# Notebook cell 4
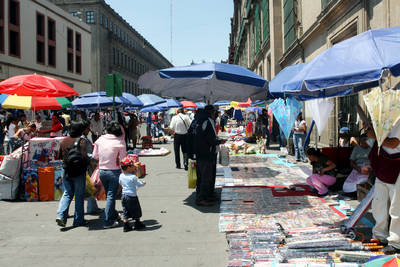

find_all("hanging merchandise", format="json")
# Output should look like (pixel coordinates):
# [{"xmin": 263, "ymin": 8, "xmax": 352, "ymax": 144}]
[
  {"xmin": 363, "ymin": 87, "xmax": 400, "ymax": 147},
  {"xmin": 187, "ymin": 160, "xmax": 197, "ymax": 189},
  {"xmin": 306, "ymin": 98, "xmax": 334, "ymax": 136},
  {"xmin": 269, "ymin": 97, "xmax": 303, "ymax": 139}
]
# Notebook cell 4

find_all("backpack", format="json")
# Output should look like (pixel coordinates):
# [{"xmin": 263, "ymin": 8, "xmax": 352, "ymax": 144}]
[{"xmin": 64, "ymin": 137, "xmax": 88, "ymax": 178}]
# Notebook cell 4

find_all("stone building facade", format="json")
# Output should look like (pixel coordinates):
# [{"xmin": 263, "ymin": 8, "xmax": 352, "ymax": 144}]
[
  {"xmin": 229, "ymin": 0, "xmax": 400, "ymax": 146},
  {"xmin": 0, "ymin": 0, "xmax": 92, "ymax": 95},
  {"xmin": 48, "ymin": 0, "xmax": 172, "ymax": 95}
]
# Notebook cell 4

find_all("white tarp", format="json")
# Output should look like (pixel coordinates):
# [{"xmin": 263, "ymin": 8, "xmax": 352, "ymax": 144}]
[{"xmin": 306, "ymin": 98, "xmax": 334, "ymax": 136}]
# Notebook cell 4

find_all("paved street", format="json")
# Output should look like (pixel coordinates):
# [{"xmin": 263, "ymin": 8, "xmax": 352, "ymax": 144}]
[{"xmin": 0, "ymin": 142, "xmax": 228, "ymax": 267}]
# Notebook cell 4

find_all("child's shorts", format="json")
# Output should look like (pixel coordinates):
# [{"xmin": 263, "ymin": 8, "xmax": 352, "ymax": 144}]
[{"xmin": 121, "ymin": 194, "xmax": 142, "ymax": 219}]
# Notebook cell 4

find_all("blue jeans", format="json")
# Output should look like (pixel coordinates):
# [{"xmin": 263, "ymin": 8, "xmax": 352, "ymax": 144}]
[
  {"xmin": 57, "ymin": 173, "xmax": 86, "ymax": 226},
  {"xmin": 100, "ymin": 169, "xmax": 121, "ymax": 226},
  {"xmin": 293, "ymin": 133, "xmax": 306, "ymax": 161}
]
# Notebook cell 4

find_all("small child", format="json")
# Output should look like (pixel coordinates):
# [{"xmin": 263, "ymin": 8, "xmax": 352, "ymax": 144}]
[{"xmin": 119, "ymin": 156, "xmax": 146, "ymax": 232}]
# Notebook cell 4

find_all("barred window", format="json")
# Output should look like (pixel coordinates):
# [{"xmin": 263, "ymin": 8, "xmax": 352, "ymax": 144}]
[{"xmin": 86, "ymin": 11, "xmax": 95, "ymax": 24}]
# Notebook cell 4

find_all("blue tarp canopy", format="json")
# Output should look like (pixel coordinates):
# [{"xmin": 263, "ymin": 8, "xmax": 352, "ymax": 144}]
[
  {"xmin": 156, "ymin": 99, "xmax": 182, "ymax": 109},
  {"xmin": 269, "ymin": 63, "xmax": 307, "ymax": 99},
  {"xmin": 283, "ymin": 26, "xmax": 400, "ymax": 98},
  {"xmin": 122, "ymin": 93, "xmax": 143, "ymax": 107},
  {"xmin": 213, "ymin": 100, "xmax": 231, "ymax": 106},
  {"xmin": 140, "ymin": 105, "xmax": 163, "ymax": 113},
  {"xmin": 138, "ymin": 62, "xmax": 268, "ymax": 102},
  {"xmin": 195, "ymin": 102, "xmax": 206, "ymax": 109},
  {"xmin": 72, "ymin": 91, "xmax": 131, "ymax": 109},
  {"xmin": 137, "ymin": 94, "xmax": 166, "ymax": 107}
]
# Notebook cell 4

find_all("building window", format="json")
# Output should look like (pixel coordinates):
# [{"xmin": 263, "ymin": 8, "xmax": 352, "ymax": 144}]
[
  {"xmin": 71, "ymin": 11, "xmax": 78, "ymax": 17},
  {"xmin": 36, "ymin": 13, "xmax": 45, "ymax": 64},
  {"xmin": 124, "ymin": 55, "xmax": 127, "ymax": 69},
  {"xmin": 283, "ymin": 0, "xmax": 296, "ymax": 51},
  {"xmin": 48, "ymin": 17, "xmax": 56, "ymax": 67},
  {"xmin": 99, "ymin": 13, "xmax": 103, "ymax": 25},
  {"xmin": 104, "ymin": 17, "xmax": 108, "ymax": 29},
  {"xmin": 262, "ymin": 0, "xmax": 269, "ymax": 41},
  {"xmin": 109, "ymin": 21, "xmax": 113, "ymax": 32},
  {"xmin": 67, "ymin": 28, "xmax": 73, "ymax": 72},
  {"xmin": 0, "ymin": 0, "xmax": 4, "ymax": 53},
  {"xmin": 9, "ymin": 0, "xmax": 20, "ymax": 57},
  {"xmin": 75, "ymin": 32, "xmax": 81, "ymax": 74},
  {"xmin": 112, "ymin": 47, "xmax": 115, "ymax": 65},
  {"xmin": 321, "ymin": 0, "xmax": 332, "ymax": 9},
  {"xmin": 85, "ymin": 11, "xmax": 95, "ymax": 24}
]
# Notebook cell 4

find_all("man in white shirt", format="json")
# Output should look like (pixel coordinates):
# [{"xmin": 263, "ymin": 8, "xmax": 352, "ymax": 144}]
[
  {"xmin": 90, "ymin": 112, "xmax": 103, "ymax": 143},
  {"xmin": 169, "ymin": 108, "xmax": 192, "ymax": 170},
  {"xmin": 368, "ymin": 121, "xmax": 400, "ymax": 254}
]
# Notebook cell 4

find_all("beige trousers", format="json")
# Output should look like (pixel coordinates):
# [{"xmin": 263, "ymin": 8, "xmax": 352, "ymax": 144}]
[{"xmin": 372, "ymin": 173, "xmax": 400, "ymax": 248}]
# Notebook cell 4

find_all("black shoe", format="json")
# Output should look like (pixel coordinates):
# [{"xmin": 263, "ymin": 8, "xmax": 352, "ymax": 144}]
[
  {"xmin": 73, "ymin": 220, "xmax": 89, "ymax": 227},
  {"xmin": 176, "ymin": 166, "xmax": 181, "ymax": 169},
  {"xmin": 382, "ymin": 245, "xmax": 400, "ymax": 255},
  {"xmin": 317, "ymin": 192, "xmax": 329, "ymax": 198},
  {"xmin": 56, "ymin": 218, "xmax": 66, "ymax": 227},
  {"xmin": 123, "ymin": 222, "xmax": 133, "ymax": 232},
  {"xmin": 184, "ymin": 165, "xmax": 188, "ymax": 171},
  {"xmin": 134, "ymin": 221, "xmax": 146, "ymax": 230}
]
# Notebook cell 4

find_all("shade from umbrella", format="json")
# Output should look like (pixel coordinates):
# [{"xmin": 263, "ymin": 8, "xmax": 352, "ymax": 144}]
[
  {"xmin": 138, "ymin": 62, "xmax": 267, "ymax": 102},
  {"xmin": 137, "ymin": 94, "xmax": 166, "ymax": 107},
  {"xmin": 283, "ymin": 26, "xmax": 400, "ymax": 98},
  {"xmin": 0, "ymin": 94, "xmax": 71, "ymax": 110},
  {"xmin": 0, "ymin": 73, "xmax": 79, "ymax": 97},
  {"xmin": 195, "ymin": 102, "xmax": 206, "ymax": 109},
  {"xmin": 180, "ymin": 100, "xmax": 197, "ymax": 108},
  {"xmin": 72, "ymin": 91, "xmax": 131, "ymax": 109},
  {"xmin": 140, "ymin": 105, "xmax": 163, "ymax": 113},
  {"xmin": 122, "ymin": 93, "xmax": 144, "ymax": 107},
  {"xmin": 157, "ymin": 99, "xmax": 182, "ymax": 109},
  {"xmin": 363, "ymin": 87, "xmax": 400, "ymax": 147}
]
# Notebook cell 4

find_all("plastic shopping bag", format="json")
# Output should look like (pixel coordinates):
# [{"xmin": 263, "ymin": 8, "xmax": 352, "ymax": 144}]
[{"xmin": 187, "ymin": 160, "xmax": 197, "ymax": 189}]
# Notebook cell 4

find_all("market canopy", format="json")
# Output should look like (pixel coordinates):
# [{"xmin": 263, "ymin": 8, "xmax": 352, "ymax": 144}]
[
  {"xmin": 0, "ymin": 94, "xmax": 71, "ymax": 110},
  {"xmin": 122, "ymin": 93, "xmax": 144, "ymax": 107},
  {"xmin": 283, "ymin": 26, "xmax": 400, "ymax": 98},
  {"xmin": 156, "ymin": 99, "xmax": 182, "ymax": 109},
  {"xmin": 269, "ymin": 63, "xmax": 307, "ymax": 99},
  {"xmin": 72, "ymin": 91, "xmax": 131, "ymax": 109},
  {"xmin": 213, "ymin": 100, "xmax": 231, "ymax": 106},
  {"xmin": 0, "ymin": 73, "xmax": 79, "ymax": 97},
  {"xmin": 138, "ymin": 62, "xmax": 268, "ymax": 102},
  {"xmin": 195, "ymin": 102, "xmax": 206, "ymax": 109},
  {"xmin": 140, "ymin": 105, "xmax": 163, "ymax": 113},
  {"xmin": 180, "ymin": 100, "xmax": 197, "ymax": 109},
  {"xmin": 137, "ymin": 94, "xmax": 166, "ymax": 107}
]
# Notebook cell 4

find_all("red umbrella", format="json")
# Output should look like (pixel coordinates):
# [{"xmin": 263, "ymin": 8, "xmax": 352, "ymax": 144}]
[
  {"xmin": 0, "ymin": 74, "xmax": 79, "ymax": 97},
  {"xmin": 180, "ymin": 100, "xmax": 197, "ymax": 108}
]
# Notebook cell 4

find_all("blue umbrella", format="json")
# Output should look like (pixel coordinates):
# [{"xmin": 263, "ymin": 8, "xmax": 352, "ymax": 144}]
[
  {"xmin": 140, "ymin": 105, "xmax": 163, "ymax": 113},
  {"xmin": 283, "ymin": 26, "xmax": 400, "ymax": 98},
  {"xmin": 137, "ymin": 94, "xmax": 166, "ymax": 107},
  {"xmin": 122, "ymin": 93, "xmax": 143, "ymax": 107},
  {"xmin": 195, "ymin": 102, "xmax": 206, "ymax": 109},
  {"xmin": 138, "ymin": 62, "xmax": 268, "ymax": 102},
  {"xmin": 156, "ymin": 98, "xmax": 182, "ymax": 109},
  {"xmin": 71, "ymin": 91, "xmax": 131, "ymax": 109},
  {"xmin": 251, "ymin": 100, "xmax": 266, "ymax": 106},
  {"xmin": 269, "ymin": 63, "xmax": 307, "ymax": 99},
  {"xmin": 213, "ymin": 100, "xmax": 231, "ymax": 106},
  {"xmin": 245, "ymin": 106, "xmax": 262, "ymax": 114}
]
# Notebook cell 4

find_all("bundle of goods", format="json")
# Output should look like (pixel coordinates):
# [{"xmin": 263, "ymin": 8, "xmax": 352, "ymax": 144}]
[
  {"xmin": 0, "ymin": 148, "xmax": 22, "ymax": 200},
  {"xmin": 228, "ymin": 141, "xmax": 257, "ymax": 155},
  {"xmin": 135, "ymin": 147, "xmax": 170, "ymax": 157},
  {"xmin": 141, "ymin": 136, "xmax": 153, "ymax": 149}
]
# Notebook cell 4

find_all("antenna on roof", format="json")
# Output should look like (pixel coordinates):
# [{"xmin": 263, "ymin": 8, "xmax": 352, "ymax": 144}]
[{"xmin": 170, "ymin": 0, "xmax": 173, "ymax": 64}]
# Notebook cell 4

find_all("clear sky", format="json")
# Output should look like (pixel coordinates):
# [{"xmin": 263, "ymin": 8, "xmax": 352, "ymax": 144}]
[{"xmin": 105, "ymin": 0, "xmax": 233, "ymax": 67}]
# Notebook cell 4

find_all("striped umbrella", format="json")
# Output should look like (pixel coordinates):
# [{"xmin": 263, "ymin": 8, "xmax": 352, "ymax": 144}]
[{"xmin": 0, "ymin": 94, "xmax": 71, "ymax": 110}]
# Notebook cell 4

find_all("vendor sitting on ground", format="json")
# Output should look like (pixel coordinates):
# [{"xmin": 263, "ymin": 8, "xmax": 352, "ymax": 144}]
[
  {"xmin": 306, "ymin": 148, "xmax": 337, "ymax": 197},
  {"xmin": 342, "ymin": 134, "xmax": 372, "ymax": 198}
]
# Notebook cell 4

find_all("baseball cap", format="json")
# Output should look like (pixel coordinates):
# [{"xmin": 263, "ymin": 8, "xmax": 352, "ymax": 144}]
[{"xmin": 120, "ymin": 156, "xmax": 135, "ymax": 167}]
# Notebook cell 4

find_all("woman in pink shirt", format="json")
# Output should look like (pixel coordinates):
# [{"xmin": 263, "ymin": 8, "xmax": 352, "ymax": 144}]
[{"xmin": 93, "ymin": 121, "xmax": 126, "ymax": 228}]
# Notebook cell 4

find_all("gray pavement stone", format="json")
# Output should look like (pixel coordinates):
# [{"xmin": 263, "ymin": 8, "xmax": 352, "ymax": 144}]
[{"xmin": 0, "ymin": 142, "xmax": 228, "ymax": 267}]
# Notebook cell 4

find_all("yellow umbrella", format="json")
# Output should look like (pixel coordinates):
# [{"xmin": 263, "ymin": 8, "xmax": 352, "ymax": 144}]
[
  {"xmin": 363, "ymin": 87, "xmax": 400, "ymax": 147},
  {"xmin": 230, "ymin": 101, "xmax": 239, "ymax": 106},
  {"xmin": 2, "ymin": 95, "xmax": 31, "ymax": 109}
]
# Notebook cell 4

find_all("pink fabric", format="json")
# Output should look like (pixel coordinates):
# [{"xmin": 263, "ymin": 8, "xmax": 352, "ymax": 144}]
[
  {"xmin": 343, "ymin": 168, "xmax": 369, "ymax": 193},
  {"xmin": 93, "ymin": 134, "xmax": 126, "ymax": 170},
  {"xmin": 306, "ymin": 174, "xmax": 336, "ymax": 195}
]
